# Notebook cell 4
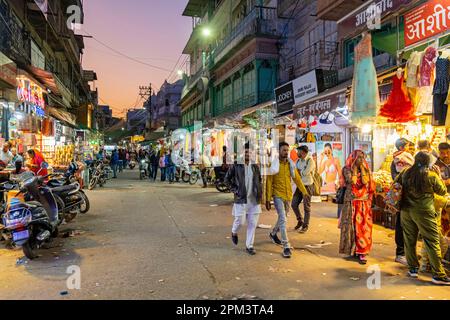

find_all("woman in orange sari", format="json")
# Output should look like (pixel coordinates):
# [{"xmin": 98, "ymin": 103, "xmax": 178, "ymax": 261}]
[{"xmin": 339, "ymin": 150, "xmax": 375, "ymax": 265}]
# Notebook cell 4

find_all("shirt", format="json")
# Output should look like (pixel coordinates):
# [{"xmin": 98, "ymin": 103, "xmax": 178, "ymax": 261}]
[
  {"xmin": 266, "ymin": 160, "xmax": 308, "ymax": 202},
  {"xmin": 245, "ymin": 164, "xmax": 257, "ymax": 206},
  {"xmin": 296, "ymin": 155, "xmax": 315, "ymax": 186},
  {"xmin": 0, "ymin": 150, "xmax": 13, "ymax": 165}
]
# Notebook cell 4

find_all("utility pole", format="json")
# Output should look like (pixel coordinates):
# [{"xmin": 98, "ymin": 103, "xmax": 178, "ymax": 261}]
[{"xmin": 139, "ymin": 84, "xmax": 153, "ymax": 138}]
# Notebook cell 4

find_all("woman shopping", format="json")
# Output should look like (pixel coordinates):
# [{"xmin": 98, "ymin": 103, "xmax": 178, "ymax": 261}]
[
  {"xmin": 339, "ymin": 150, "xmax": 375, "ymax": 265},
  {"xmin": 396, "ymin": 152, "xmax": 450, "ymax": 285}
]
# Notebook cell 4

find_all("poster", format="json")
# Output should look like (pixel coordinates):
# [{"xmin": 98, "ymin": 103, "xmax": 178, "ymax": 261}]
[
  {"xmin": 316, "ymin": 142, "xmax": 344, "ymax": 194},
  {"xmin": 354, "ymin": 141, "xmax": 373, "ymax": 169},
  {"xmin": 289, "ymin": 143, "xmax": 316, "ymax": 163}
]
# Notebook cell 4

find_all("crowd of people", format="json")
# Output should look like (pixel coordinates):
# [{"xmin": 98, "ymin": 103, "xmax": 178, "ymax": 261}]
[{"xmin": 222, "ymin": 139, "xmax": 450, "ymax": 286}]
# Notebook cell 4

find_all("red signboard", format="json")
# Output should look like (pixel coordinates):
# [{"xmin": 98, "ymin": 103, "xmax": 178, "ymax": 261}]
[{"xmin": 404, "ymin": 0, "xmax": 450, "ymax": 47}]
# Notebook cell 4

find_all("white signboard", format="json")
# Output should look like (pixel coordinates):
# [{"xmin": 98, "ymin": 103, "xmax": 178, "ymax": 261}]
[{"xmin": 292, "ymin": 70, "xmax": 319, "ymax": 104}]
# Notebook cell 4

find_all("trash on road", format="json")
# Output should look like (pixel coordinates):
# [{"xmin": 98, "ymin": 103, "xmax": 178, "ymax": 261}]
[
  {"xmin": 16, "ymin": 258, "xmax": 27, "ymax": 266},
  {"xmin": 350, "ymin": 277, "xmax": 360, "ymax": 281},
  {"xmin": 257, "ymin": 224, "xmax": 272, "ymax": 229},
  {"xmin": 305, "ymin": 242, "xmax": 332, "ymax": 249},
  {"xmin": 210, "ymin": 204, "xmax": 218, "ymax": 207},
  {"xmin": 60, "ymin": 291, "xmax": 69, "ymax": 296}
]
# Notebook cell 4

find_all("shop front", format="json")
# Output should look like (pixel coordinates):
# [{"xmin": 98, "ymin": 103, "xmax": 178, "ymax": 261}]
[
  {"xmin": 292, "ymin": 83, "xmax": 351, "ymax": 195},
  {"xmin": 0, "ymin": 50, "xmax": 17, "ymax": 141}
]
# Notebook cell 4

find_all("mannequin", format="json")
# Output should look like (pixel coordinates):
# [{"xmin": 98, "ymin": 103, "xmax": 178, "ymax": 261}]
[{"xmin": 396, "ymin": 67, "xmax": 404, "ymax": 79}]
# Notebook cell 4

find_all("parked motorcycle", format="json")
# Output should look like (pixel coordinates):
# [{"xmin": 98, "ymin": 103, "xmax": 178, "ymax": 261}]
[
  {"xmin": 213, "ymin": 167, "xmax": 230, "ymax": 193},
  {"xmin": 2, "ymin": 173, "xmax": 60, "ymax": 259},
  {"xmin": 88, "ymin": 160, "xmax": 109, "ymax": 190}
]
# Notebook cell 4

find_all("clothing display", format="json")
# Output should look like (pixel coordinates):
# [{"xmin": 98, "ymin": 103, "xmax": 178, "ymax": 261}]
[
  {"xmin": 406, "ymin": 51, "xmax": 422, "ymax": 88},
  {"xmin": 350, "ymin": 33, "xmax": 380, "ymax": 124},
  {"xmin": 432, "ymin": 57, "xmax": 450, "ymax": 126},
  {"xmin": 379, "ymin": 74, "xmax": 416, "ymax": 123},
  {"xmin": 418, "ymin": 47, "xmax": 437, "ymax": 87}
]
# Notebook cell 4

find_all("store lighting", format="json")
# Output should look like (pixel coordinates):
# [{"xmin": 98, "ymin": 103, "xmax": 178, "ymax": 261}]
[
  {"xmin": 362, "ymin": 124, "xmax": 372, "ymax": 134},
  {"xmin": 15, "ymin": 113, "xmax": 23, "ymax": 120}
]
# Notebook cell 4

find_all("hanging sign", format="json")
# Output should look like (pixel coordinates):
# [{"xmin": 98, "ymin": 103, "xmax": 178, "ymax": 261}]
[
  {"xmin": 16, "ymin": 77, "xmax": 46, "ymax": 118},
  {"xmin": 404, "ymin": 0, "xmax": 450, "ymax": 47}
]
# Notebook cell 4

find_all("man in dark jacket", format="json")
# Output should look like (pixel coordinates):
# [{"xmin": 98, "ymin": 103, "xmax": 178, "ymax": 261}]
[
  {"xmin": 225, "ymin": 143, "xmax": 262, "ymax": 255},
  {"xmin": 150, "ymin": 150, "xmax": 159, "ymax": 181}
]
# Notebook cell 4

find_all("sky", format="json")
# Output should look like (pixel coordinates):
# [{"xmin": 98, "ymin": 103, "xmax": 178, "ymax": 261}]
[{"xmin": 81, "ymin": 0, "xmax": 192, "ymax": 117}]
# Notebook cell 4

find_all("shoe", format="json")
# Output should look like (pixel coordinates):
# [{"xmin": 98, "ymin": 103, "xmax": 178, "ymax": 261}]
[
  {"xmin": 358, "ymin": 254, "xmax": 367, "ymax": 265},
  {"xmin": 407, "ymin": 268, "xmax": 419, "ymax": 278},
  {"xmin": 432, "ymin": 276, "xmax": 450, "ymax": 286},
  {"xmin": 294, "ymin": 221, "xmax": 303, "ymax": 231},
  {"xmin": 395, "ymin": 255, "xmax": 408, "ymax": 266},
  {"xmin": 282, "ymin": 247, "xmax": 292, "ymax": 258},
  {"xmin": 299, "ymin": 225, "xmax": 309, "ymax": 234},
  {"xmin": 269, "ymin": 233, "xmax": 282, "ymax": 246},
  {"xmin": 246, "ymin": 247, "xmax": 256, "ymax": 255},
  {"xmin": 231, "ymin": 233, "xmax": 238, "ymax": 246}
]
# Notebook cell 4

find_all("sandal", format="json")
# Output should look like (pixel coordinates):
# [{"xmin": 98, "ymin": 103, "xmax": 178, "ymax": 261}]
[{"xmin": 358, "ymin": 254, "xmax": 367, "ymax": 265}]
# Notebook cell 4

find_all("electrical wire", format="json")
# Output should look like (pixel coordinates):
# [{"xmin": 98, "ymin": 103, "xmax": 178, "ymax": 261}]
[{"xmin": 79, "ymin": 29, "xmax": 173, "ymax": 73}]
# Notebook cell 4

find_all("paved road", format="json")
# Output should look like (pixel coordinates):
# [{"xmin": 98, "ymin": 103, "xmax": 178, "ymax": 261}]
[{"xmin": 0, "ymin": 170, "xmax": 448, "ymax": 300}]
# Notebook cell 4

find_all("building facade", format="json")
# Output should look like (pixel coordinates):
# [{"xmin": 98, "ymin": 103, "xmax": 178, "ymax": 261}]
[{"xmin": 180, "ymin": 0, "xmax": 281, "ymax": 129}]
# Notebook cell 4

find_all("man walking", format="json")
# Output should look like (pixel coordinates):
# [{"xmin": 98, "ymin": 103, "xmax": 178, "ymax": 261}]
[
  {"xmin": 225, "ymin": 143, "xmax": 262, "ymax": 255},
  {"xmin": 150, "ymin": 150, "xmax": 159, "ymax": 181},
  {"xmin": 291, "ymin": 145, "xmax": 315, "ymax": 233},
  {"xmin": 111, "ymin": 148, "xmax": 119, "ymax": 179},
  {"xmin": 266, "ymin": 142, "xmax": 309, "ymax": 258}
]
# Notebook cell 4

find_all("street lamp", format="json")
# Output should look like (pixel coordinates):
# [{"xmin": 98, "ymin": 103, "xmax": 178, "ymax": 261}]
[
  {"xmin": 177, "ymin": 70, "xmax": 184, "ymax": 76},
  {"xmin": 121, "ymin": 128, "xmax": 125, "ymax": 131},
  {"xmin": 202, "ymin": 27, "xmax": 211, "ymax": 37}
]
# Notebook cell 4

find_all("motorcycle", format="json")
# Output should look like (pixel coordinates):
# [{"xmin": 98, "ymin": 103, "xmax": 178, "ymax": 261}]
[
  {"xmin": 213, "ymin": 167, "xmax": 231, "ymax": 193},
  {"xmin": 2, "ymin": 172, "xmax": 60, "ymax": 260},
  {"xmin": 139, "ymin": 158, "xmax": 149, "ymax": 180},
  {"xmin": 88, "ymin": 160, "xmax": 109, "ymax": 190}
]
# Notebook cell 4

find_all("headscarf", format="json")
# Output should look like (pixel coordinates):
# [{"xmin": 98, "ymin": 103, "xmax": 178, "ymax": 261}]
[{"xmin": 340, "ymin": 150, "xmax": 374, "ymax": 194}]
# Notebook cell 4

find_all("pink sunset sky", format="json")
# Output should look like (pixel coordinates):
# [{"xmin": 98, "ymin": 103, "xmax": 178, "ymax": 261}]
[{"xmin": 81, "ymin": 0, "xmax": 192, "ymax": 117}]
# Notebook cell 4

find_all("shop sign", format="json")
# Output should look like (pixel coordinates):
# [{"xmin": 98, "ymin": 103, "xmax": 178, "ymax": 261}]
[
  {"xmin": 17, "ymin": 78, "xmax": 45, "ymax": 109},
  {"xmin": 338, "ymin": 0, "xmax": 412, "ymax": 39},
  {"xmin": 0, "ymin": 52, "xmax": 17, "ymax": 88},
  {"xmin": 294, "ymin": 91, "xmax": 346, "ymax": 120},
  {"xmin": 275, "ymin": 70, "xmax": 318, "ymax": 115},
  {"xmin": 404, "ymin": 0, "xmax": 450, "ymax": 47}
]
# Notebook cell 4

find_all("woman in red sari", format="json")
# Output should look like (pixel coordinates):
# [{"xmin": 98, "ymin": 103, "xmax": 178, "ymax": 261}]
[{"xmin": 339, "ymin": 150, "xmax": 375, "ymax": 265}]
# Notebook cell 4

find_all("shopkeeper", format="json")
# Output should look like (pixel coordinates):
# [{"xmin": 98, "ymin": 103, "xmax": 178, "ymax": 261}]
[
  {"xmin": 0, "ymin": 142, "xmax": 13, "ymax": 168},
  {"xmin": 26, "ymin": 149, "xmax": 48, "ymax": 177}
]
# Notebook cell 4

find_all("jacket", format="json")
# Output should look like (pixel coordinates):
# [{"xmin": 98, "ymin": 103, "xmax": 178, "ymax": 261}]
[
  {"xmin": 266, "ymin": 159, "xmax": 308, "ymax": 202},
  {"xmin": 397, "ymin": 170, "xmax": 447, "ymax": 213},
  {"xmin": 225, "ymin": 164, "xmax": 262, "ymax": 204}
]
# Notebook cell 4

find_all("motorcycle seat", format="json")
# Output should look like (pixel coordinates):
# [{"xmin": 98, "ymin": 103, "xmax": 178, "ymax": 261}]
[{"xmin": 51, "ymin": 185, "xmax": 78, "ymax": 194}]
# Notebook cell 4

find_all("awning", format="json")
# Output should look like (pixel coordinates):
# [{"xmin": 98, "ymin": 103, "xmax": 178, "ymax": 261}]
[
  {"xmin": 24, "ymin": 65, "xmax": 60, "ymax": 95},
  {"xmin": 293, "ymin": 80, "xmax": 351, "ymax": 120},
  {"xmin": 48, "ymin": 106, "xmax": 77, "ymax": 127}
]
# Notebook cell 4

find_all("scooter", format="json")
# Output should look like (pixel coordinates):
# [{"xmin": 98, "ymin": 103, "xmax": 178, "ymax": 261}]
[
  {"xmin": 2, "ymin": 171, "xmax": 60, "ymax": 260},
  {"xmin": 139, "ymin": 158, "xmax": 149, "ymax": 180}
]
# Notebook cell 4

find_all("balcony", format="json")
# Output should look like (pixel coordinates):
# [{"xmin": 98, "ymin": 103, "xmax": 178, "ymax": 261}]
[
  {"xmin": 317, "ymin": 0, "xmax": 365, "ymax": 21},
  {"xmin": 0, "ymin": 6, "xmax": 31, "ymax": 65},
  {"xmin": 292, "ymin": 40, "xmax": 339, "ymax": 76},
  {"xmin": 210, "ymin": 6, "xmax": 279, "ymax": 66}
]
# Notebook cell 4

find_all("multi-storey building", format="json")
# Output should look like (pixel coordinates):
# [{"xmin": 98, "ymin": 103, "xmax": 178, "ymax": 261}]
[
  {"xmin": 0, "ymin": 0, "xmax": 97, "ymax": 136},
  {"xmin": 147, "ymin": 79, "xmax": 184, "ymax": 132},
  {"xmin": 180, "ymin": 0, "xmax": 281, "ymax": 129}
]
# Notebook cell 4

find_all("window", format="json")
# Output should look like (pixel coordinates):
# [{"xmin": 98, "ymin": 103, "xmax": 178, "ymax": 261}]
[
  {"xmin": 309, "ymin": 23, "xmax": 324, "ymax": 45},
  {"xmin": 223, "ymin": 81, "xmax": 232, "ymax": 110},
  {"xmin": 233, "ymin": 74, "xmax": 242, "ymax": 107},
  {"xmin": 243, "ymin": 65, "xmax": 255, "ymax": 99}
]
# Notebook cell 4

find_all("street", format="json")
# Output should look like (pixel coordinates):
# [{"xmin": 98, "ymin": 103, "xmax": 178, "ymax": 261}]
[{"xmin": 0, "ymin": 170, "xmax": 448, "ymax": 300}]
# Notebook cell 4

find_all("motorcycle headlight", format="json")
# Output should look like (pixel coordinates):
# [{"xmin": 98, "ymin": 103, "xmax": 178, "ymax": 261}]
[{"xmin": 141, "ymin": 160, "xmax": 146, "ymax": 164}]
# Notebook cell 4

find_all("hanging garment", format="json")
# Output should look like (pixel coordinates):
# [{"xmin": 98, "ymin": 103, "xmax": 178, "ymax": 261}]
[
  {"xmin": 418, "ymin": 47, "xmax": 437, "ymax": 87},
  {"xmin": 406, "ymin": 51, "xmax": 423, "ymax": 88},
  {"xmin": 432, "ymin": 57, "xmax": 450, "ymax": 126},
  {"xmin": 350, "ymin": 33, "xmax": 380, "ymax": 124},
  {"xmin": 416, "ymin": 86, "xmax": 434, "ymax": 114},
  {"xmin": 379, "ymin": 74, "xmax": 416, "ymax": 123}
]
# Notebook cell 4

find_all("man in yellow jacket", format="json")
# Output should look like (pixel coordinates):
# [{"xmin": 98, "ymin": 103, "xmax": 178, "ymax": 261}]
[{"xmin": 266, "ymin": 142, "xmax": 309, "ymax": 258}]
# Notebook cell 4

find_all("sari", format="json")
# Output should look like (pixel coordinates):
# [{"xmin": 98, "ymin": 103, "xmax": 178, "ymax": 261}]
[{"xmin": 339, "ymin": 150, "xmax": 375, "ymax": 256}]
